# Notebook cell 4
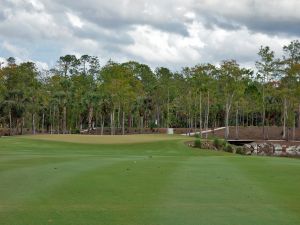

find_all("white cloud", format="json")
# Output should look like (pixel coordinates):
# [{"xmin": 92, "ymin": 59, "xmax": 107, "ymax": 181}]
[
  {"xmin": 0, "ymin": 57, "xmax": 7, "ymax": 68},
  {"xmin": 66, "ymin": 12, "xmax": 84, "ymax": 28},
  {"xmin": 28, "ymin": 0, "xmax": 45, "ymax": 11},
  {"xmin": 124, "ymin": 24, "xmax": 204, "ymax": 65},
  {"xmin": 2, "ymin": 41, "xmax": 29, "ymax": 58},
  {"xmin": 0, "ymin": 0, "xmax": 299, "ymax": 70},
  {"xmin": 33, "ymin": 60, "xmax": 49, "ymax": 70}
]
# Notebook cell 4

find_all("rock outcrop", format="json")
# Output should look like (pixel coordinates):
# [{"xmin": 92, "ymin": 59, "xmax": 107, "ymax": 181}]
[{"xmin": 242, "ymin": 142, "xmax": 300, "ymax": 157}]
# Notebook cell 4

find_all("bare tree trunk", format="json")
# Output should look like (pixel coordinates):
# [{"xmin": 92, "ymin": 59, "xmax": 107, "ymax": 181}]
[
  {"xmin": 57, "ymin": 106, "xmax": 60, "ymax": 134},
  {"xmin": 122, "ymin": 111, "xmax": 125, "ymax": 135},
  {"xmin": 194, "ymin": 115, "xmax": 197, "ymax": 133},
  {"xmin": 119, "ymin": 104, "xmax": 121, "ymax": 129},
  {"xmin": 140, "ymin": 116, "xmax": 143, "ymax": 134},
  {"xmin": 42, "ymin": 112, "xmax": 45, "ymax": 134},
  {"xmin": 199, "ymin": 92, "xmax": 202, "ymax": 138},
  {"xmin": 63, "ymin": 106, "xmax": 67, "ymax": 134},
  {"xmin": 88, "ymin": 106, "xmax": 93, "ymax": 132},
  {"xmin": 75, "ymin": 114, "xmax": 78, "ymax": 130},
  {"xmin": 32, "ymin": 113, "xmax": 36, "ymax": 135},
  {"xmin": 101, "ymin": 118, "xmax": 104, "ymax": 136},
  {"xmin": 79, "ymin": 114, "xmax": 83, "ymax": 132},
  {"xmin": 235, "ymin": 106, "xmax": 239, "ymax": 140},
  {"xmin": 113, "ymin": 110, "xmax": 115, "ymax": 135},
  {"xmin": 266, "ymin": 116, "xmax": 269, "ymax": 140},
  {"xmin": 110, "ymin": 112, "xmax": 114, "ymax": 135},
  {"xmin": 262, "ymin": 107, "xmax": 265, "ymax": 139},
  {"xmin": 298, "ymin": 103, "xmax": 300, "ymax": 128},
  {"xmin": 242, "ymin": 110, "xmax": 245, "ymax": 127},
  {"xmin": 21, "ymin": 117, "xmax": 24, "ymax": 135},
  {"xmin": 128, "ymin": 114, "xmax": 131, "ymax": 129},
  {"xmin": 293, "ymin": 112, "xmax": 296, "ymax": 140},
  {"xmin": 188, "ymin": 110, "xmax": 191, "ymax": 136},
  {"xmin": 205, "ymin": 91, "xmax": 210, "ymax": 139},
  {"xmin": 50, "ymin": 107, "xmax": 53, "ymax": 134},
  {"xmin": 16, "ymin": 118, "xmax": 19, "ymax": 135},
  {"xmin": 261, "ymin": 82, "xmax": 266, "ymax": 139},
  {"xmin": 157, "ymin": 107, "xmax": 160, "ymax": 127},
  {"xmin": 167, "ymin": 88, "xmax": 170, "ymax": 128},
  {"xmin": 282, "ymin": 98, "xmax": 287, "ymax": 140},
  {"xmin": 225, "ymin": 94, "xmax": 233, "ymax": 140},
  {"xmin": 9, "ymin": 109, "xmax": 12, "ymax": 136},
  {"xmin": 225, "ymin": 102, "xmax": 229, "ymax": 140}
]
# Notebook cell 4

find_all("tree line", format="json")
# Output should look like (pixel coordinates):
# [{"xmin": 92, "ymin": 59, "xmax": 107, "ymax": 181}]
[{"xmin": 1, "ymin": 40, "xmax": 300, "ymax": 139}]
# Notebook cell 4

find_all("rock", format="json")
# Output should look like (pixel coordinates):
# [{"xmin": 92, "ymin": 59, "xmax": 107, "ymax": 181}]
[
  {"xmin": 243, "ymin": 144, "xmax": 252, "ymax": 155},
  {"xmin": 286, "ymin": 146, "xmax": 297, "ymax": 156},
  {"xmin": 287, "ymin": 151, "xmax": 297, "ymax": 156},
  {"xmin": 287, "ymin": 146, "xmax": 297, "ymax": 151},
  {"xmin": 245, "ymin": 151, "xmax": 252, "ymax": 155},
  {"xmin": 242, "ymin": 142, "xmax": 300, "ymax": 157},
  {"xmin": 273, "ymin": 151, "xmax": 282, "ymax": 156},
  {"xmin": 273, "ymin": 144, "xmax": 282, "ymax": 152},
  {"xmin": 257, "ymin": 143, "xmax": 274, "ymax": 155},
  {"xmin": 258, "ymin": 151, "xmax": 266, "ymax": 156},
  {"xmin": 250, "ymin": 142, "xmax": 258, "ymax": 151},
  {"xmin": 282, "ymin": 145, "xmax": 287, "ymax": 152},
  {"xmin": 244, "ymin": 144, "xmax": 252, "ymax": 149},
  {"xmin": 249, "ymin": 142, "xmax": 258, "ymax": 155},
  {"xmin": 257, "ymin": 143, "xmax": 264, "ymax": 154}
]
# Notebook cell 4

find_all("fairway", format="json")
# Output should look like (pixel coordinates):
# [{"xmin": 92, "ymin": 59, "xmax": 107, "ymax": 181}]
[
  {"xmin": 0, "ymin": 135, "xmax": 300, "ymax": 225},
  {"xmin": 19, "ymin": 134, "xmax": 187, "ymax": 144}
]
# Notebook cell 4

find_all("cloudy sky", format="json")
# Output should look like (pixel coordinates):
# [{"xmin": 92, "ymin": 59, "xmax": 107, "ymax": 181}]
[{"xmin": 0, "ymin": 0, "xmax": 299, "ymax": 70}]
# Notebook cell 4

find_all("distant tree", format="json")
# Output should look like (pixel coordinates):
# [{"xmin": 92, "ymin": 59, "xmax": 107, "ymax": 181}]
[
  {"xmin": 218, "ymin": 60, "xmax": 247, "ymax": 139},
  {"xmin": 256, "ymin": 46, "xmax": 277, "ymax": 139}
]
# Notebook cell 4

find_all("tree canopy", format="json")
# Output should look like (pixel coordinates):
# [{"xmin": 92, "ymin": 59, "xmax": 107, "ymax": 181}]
[{"xmin": 1, "ymin": 40, "xmax": 300, "ymax": 139}]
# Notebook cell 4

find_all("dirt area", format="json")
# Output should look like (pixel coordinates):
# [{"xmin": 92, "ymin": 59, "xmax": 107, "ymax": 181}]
[
  {"xmin": 19, "ymin": 134, "xmax": 189, "ymax": 144},
  {"xmin": 3, "ymin": 126, "xmax": 300, "ymax": 142},
  {"xmin": 209, "ymin": 126, "xmax": 300, "ymax": 141},
  {"xmin": 86, "ymin": 127, "xmax": 197, "ymax": 135}
]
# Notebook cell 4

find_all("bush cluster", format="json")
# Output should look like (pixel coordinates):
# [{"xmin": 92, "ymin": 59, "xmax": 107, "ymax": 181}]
[
  {"xmin": 235, "ymin": 146, "xmax": 244, "ymax": 155},
  {"xmin": 224, "ymin": 144, "xmax": 234, "ymax": 153},
  {"xmin": 194, "ymin": 138, "xmax": 202, "ymax": 148},
  {"xmin": 213, "ymin": 138, "xmax": 236, "ymax": 153},
  {"xmin": 213, "ymin": 138, "xmax": 226, "ymax": 150}
]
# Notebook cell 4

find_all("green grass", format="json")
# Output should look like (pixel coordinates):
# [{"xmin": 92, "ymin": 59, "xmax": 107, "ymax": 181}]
[{"xmin": 0, "ymin": 135, "xmax": 300, "ymax": 225}]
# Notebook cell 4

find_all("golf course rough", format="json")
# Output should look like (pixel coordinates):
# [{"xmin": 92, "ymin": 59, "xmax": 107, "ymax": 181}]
[{"xmin": 0, "ymin": 134, "xmax": 299, "ymax": 225}]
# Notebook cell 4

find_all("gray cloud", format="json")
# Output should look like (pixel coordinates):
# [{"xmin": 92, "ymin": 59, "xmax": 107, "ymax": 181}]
[
  {"xmin": 0, "ymin": 0, "xmax": 299, "ymax": 70},
  {"xmin": 194, "ymin": 0, "xmax": 300, "ymax": 35}
]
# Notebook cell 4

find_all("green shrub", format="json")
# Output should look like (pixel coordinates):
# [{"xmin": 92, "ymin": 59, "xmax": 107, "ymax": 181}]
[
  {"xmin": 194, "ymin": 139, "xmax": 202, "ymax": 148},
  {"xmin": 213, "ymin": 138, "xmax": 227, "ymax": 150},
  {"xmin": 194, "ymin": 133, "xmax": 200, "ymax": 138},
  {"xmin": 235, "ymin": 147, "xmax": 244, "ymax": 155},
  {"xmin": 224, "ymin": 144, "xmax": 234, "ymax": 153},
  {"xmin": 149, "ymin": 121, "xmax": 158, "ymax": 129},
  {"xmin": 213, "ymin": 138, "xmax": 220, "ymax": 149}
]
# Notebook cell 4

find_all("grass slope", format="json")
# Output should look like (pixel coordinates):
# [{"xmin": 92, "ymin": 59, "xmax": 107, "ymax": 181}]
[
  {"xmin": 19, "ymin": 134, "xmax": 187, "ymax": 144},
  {"xmin": 0, "ymin": 135, "xmax": 299, "ymax": 225}
]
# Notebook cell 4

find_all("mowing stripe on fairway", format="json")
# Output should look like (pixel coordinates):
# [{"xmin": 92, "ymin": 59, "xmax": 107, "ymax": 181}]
[
  {"xmin": 17, "ymin": 134, "xmax": 191, "ymax": 144},
  {"xmin": 0, "ymin": 136, "xmax": 299, "ymax": 225}
]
